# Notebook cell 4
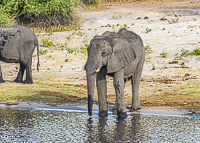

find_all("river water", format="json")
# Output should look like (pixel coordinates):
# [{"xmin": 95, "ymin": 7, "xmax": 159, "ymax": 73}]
[{"xmin": 0, "ymin": 107, "xmax": 200, "ymax": 142}]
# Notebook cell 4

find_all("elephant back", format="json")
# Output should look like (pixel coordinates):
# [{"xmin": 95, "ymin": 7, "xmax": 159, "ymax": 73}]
[
  {"xmin": 117, "ymin": 28, "xmax": 142, "ymax": 44},
  {"xmin": 0, "ymin": 26, "xmax": 23, "ymax": 62}
]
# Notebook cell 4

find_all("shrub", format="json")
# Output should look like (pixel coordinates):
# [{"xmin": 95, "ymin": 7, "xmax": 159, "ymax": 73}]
[
  {"xmin": 0, "ymin": 8, "xmax": 11, "ymax": 27},
  {"xmin": 0, "ymin": 0, "xmax": 78, "ymax": 29}
]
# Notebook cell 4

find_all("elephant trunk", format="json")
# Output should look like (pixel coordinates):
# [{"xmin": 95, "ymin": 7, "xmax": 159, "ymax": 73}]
[
  {"xmin": 86, "ymin": 54, "xmax": 102, "ymax": 116},
  {"xmin": 87, "ymin": 74, "xmax": 96, "ymax": 116}
]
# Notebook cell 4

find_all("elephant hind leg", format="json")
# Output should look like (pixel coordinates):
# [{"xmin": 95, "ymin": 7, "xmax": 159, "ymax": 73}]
[
  {"xmin": 0, "ymin": 65, "xmax": 5, "ymax": 83},
  {"xmin": 130, "ymin": 57, "xmax": 144, "ymax": 111},
  {"xmin": 14, "ymin": 63, "xmax": 25, "ymax": 83},
  {"xmin": 23, "ymin": 62, "xmax": 33, "ymax": 84}
]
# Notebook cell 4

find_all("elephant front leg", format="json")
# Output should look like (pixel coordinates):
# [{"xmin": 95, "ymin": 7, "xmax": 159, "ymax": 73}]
[
  {"xmin": 97, "ymin": 67, "xmax": 107, "ymax": 117},
  {"xmin": 113, "ymin": 68, "xmax": 127, "ymax": 118},
  {"xmin": 0, "ymin": 64, "xmax": 5, "ymax": 83},
  {"xmin": 14, "ymin": 63, "xmax": 25, "ymax": 83},
  {"xmin": 23, "ymin": 63, "xmax": 33, "ymax": 84}
]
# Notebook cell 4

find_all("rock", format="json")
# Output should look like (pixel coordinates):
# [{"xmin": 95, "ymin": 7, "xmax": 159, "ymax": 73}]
[
  {"xmin": 137, "ymin": 17, "xmax": 141, "ymax": 20},
  {"xmin": 144, "ymin": 16, "xmax": 148, "ymax": 19},
  {"xmin": 160, "ymin": 17, "xmax": 167, "ymax": 21},
  {"xmin": 185, "ymin": 73, "xmax": 190, "ymax": 77},
  {"xmin": 65, "ymin": 59, "xmax": 69, "ymax": 62},
  {"xmin": 169, "ymin": 61, "xmax": 178, "ymax": 64}
]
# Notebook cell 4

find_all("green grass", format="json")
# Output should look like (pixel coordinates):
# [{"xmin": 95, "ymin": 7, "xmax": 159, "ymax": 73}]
[
  {"xmin": 0, "ymin": 73, "xmax": 88, "ymax": 103},
  {"xmin": 39, "ymin": 49, "xmax": 48, "ymax": 55},
  {"xmin": 146, "ymin": 28, "xmax": 152, "ymax": 33},
  {"xmin": 181, "ymin": 48, "xmax": 200, "ymax": 57},
  {"xmin": 160, "ymin": 52, "xmax": 167, "ymax": 58},
  {"xmin": 1, "ymin": 71, "xmax": 200, "ymax": 108},
  {"xmin": 41, "ymin": 38, "xmax": 54, "ymax": 47},
  {"xmin": 145, "ymin": 45, "xmax": 152, "ymax": 54},
  {"xmin": 168, "ymin": 18, "xmax": 179, "ymax": 24}
]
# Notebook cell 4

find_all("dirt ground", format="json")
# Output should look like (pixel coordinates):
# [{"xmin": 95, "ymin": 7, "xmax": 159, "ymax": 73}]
[{"xmin": 1, "ymin": 0, "xmax": 200, "ymax": 107}]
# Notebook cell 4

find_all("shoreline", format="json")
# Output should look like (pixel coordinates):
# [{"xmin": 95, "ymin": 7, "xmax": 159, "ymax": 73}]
[{"xmin": 0, "ymin": 101, "xmax": 199, "ymax": 116}]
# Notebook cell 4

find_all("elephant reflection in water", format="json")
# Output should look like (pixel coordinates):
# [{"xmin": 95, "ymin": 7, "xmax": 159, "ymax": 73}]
[
  {"xmin": 85, "ymin": 28, "xmax": 145, "ymax": 117},
  {"xmin": 86, "ymin": 114, "xmax": 142, "ymax": 142}
]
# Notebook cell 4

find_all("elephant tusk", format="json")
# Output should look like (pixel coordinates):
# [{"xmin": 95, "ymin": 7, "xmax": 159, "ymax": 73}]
[{"xmin": 95, "ymin": 68, "xmax": 100, "ymax": 73}]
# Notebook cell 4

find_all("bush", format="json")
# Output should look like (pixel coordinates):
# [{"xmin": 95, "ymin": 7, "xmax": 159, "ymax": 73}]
[
  {"xmin": 0, "ymin": 0, "xmax": 78, "ymax": 29},
  {"xmin": 0, "ymin": 8, "xmax": 11, "ymax": 27}
]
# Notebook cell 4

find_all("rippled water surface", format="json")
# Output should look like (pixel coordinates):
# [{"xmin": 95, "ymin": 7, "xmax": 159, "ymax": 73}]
[{"xmin": 0, "ymin": 108, "xmax": 200, "ymax": 142}]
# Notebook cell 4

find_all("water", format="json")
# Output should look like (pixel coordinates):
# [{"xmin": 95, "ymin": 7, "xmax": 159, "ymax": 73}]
[{"xmin": 0, "ymin": 108, "xmax": 200, "ymax": 142}]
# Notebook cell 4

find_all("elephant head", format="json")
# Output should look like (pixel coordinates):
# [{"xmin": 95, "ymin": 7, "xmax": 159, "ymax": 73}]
[{"xmin": 85, "ymin": 31, "xmax": 136, "ymax": 116}]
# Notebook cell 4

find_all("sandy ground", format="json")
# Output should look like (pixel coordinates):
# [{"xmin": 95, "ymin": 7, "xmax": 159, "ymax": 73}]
[{"xmin": 1, "ymin": 0, "xmax": 200, "ymax": 107}]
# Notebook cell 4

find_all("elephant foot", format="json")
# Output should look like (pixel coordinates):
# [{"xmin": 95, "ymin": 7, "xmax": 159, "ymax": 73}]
[
  {"xmin": 117, "ymin": 112, "xmax": 127, "ymax": 118},
  {"xmin": 14, "ymin": 78, "xmax": 23, "ymax": 83},
  {"xmin": 23, "ymin": 79, "xmax": 33, "ymax": 84},
  {"xmin": 0, "ymin": 79, "xmax": 5, "ymax": 83},
  {"xmin": 112, "ymin": 106, "xmax": 117, "ymax": 115},
  {"xmin": 99, "ymin": 110, "xmax": 108, "ymax": 117},
  {"xmin": 130, "ymin": 104, "xmax": 142, "ymax": 112}
]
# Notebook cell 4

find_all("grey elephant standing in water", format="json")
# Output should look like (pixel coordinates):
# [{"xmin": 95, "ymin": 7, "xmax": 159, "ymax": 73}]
[
  {"xmin": 0, "ymin": 25, "xmax": 39, "ymax": 84},
  {"xmin": 85, "ymin": 28, "xmax": 145, "ymax": 117}
]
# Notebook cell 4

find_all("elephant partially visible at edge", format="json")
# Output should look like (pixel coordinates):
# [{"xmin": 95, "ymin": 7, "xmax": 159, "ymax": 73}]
[
  {"xmin": 0, "ymin": 25, "xmax": 39, "ymax": 84},
  {"xmin": 85, "ymin": 28, "xmax": 145, "ymax": 117}
]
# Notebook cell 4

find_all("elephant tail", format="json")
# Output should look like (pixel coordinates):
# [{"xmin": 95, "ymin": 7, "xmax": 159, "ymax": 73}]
[{"xmin": 36, "ymin": 42, "xmax": 40, "ymax": 72}]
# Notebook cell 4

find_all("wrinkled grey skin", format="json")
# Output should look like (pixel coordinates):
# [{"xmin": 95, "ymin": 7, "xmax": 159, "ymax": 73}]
[
  {"xmin": 0, "ymin": 25, "xmax": 39, "ymax": 84},
  {"xmin": 85, "ymin": 28, "xmax": 145, "ymax": 118}
]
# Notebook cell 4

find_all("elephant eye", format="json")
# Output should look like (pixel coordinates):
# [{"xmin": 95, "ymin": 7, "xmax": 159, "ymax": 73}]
[{"xmin": 102, "ymin": 51, "xmax": 107, "ymax": 56}]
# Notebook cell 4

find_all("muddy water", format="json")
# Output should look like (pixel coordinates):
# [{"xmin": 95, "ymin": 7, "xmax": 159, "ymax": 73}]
[{"xmin": 0, "ymin": 108, "xmax": 200, "ymax": 142}]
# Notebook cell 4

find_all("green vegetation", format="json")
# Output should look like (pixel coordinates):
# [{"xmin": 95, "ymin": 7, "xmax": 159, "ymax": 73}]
[
  {"xmin": 192, "ymin": 18, "xmax": 197, "ymax": 21},
  {"xmin": 112, "ymin": 24, "xmax": 129, "ymax": 32},
  {"xmin": 78, "ymin": 31, "xmax": 85, "ymax": 37},
  {"xmin": 1, "ymin": 72, "xmax": 200, "ymax": 108},
  {"xmin": 174, "ymin": 53, "xmax": 182, "ymax": 60},
  {"xmin": 0, "ymin": 0, "xmax": 78, "ymax": 31},
  {"xmin": 145, "ymin": 45, "xmax": 152, "ymax": 62},
  {"xmin": 0, "ymin": 8, "xmax": 11, "ymax": 27},
  {"xmin": 66, "ymin": 44, "xmax": 88, "ymax": 55},
  {"xmin": 145, "ymin": 56, "xmax": 151, "ymax": 62},
  {"xmin": 39, "ymin": 49, "xmax": 48, "ymax": 55},
  {"xmin": 152, "ymin": 64, "xmax": 155, "ymax": 70},
  {"xmin": 146, "ymin": 28, "xmax": 152, "ymax": 33},
  {"xmin": 145, "ymin": 45, "xmax": 152, "ymax": 54},
  {"xmin": 160, "ymin": 52, "xmax": 167, "ymax": 58},
  {"xmin": 168, "ymin": 18, "xmax": 179, "ymax": 24},
  {"xmin": 111, "ymin": 14, "xmax": 123, "ymax": 19},
  {"xmin": 181, "ymin": 48, "xmax": 200, "ymax": 57},
  {"xmin": 6, "ymin": 101, "xmax": 12, "ymax": 106},
  {"xmin": 0, "ymin": 73, "xmax": 88, "ymax": 103},
  {"xmin": 80, "ymin": 45, "xmax": 88, "ymax": 55},
  {"xmin": 41, "ymin": 38, "xmax": 54, "ymax": 47}
]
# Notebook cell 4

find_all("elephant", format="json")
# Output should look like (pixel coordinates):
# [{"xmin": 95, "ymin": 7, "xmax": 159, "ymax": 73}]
[
  {"xmin": 0, "ymin": 25, "xmax": 39, "ymax": 84},
  {"xmin": 85, "ymin": 28, "xmax": 145, "ymax": 118}
]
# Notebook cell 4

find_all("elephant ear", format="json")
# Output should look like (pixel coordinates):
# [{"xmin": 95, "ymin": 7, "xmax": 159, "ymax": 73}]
[{"xmin": 107, "ymin": 38, "xmax": 136, "ymax": 73}]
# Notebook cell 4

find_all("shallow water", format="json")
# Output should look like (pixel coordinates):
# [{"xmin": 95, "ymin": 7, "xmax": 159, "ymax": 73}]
[{"xmin": 0, "ymin": 108, "xmax": 200, "ymax": 142}]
